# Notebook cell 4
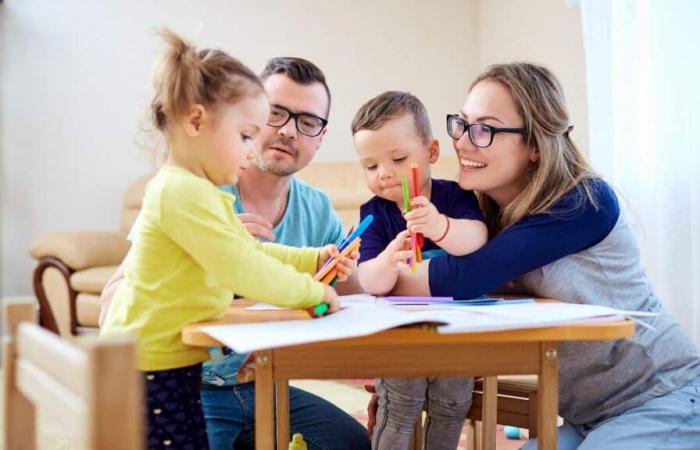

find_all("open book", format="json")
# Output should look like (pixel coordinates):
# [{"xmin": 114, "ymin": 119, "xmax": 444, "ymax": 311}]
[{"xmin": 202, "ymin": 298, "xmax": 654, "ymax": 353}]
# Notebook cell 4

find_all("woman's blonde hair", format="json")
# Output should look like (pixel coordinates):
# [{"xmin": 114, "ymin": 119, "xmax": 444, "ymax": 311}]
[
  {"xmin": 470, "ymin": 63, "xmax": 598, "ymax": 234},
  {"xmin": 151, "ymin": 29, "xmax": 264, "ymax": 133}
]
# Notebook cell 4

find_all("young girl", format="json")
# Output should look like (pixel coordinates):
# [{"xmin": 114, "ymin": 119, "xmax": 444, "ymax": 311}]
[
  {"xmin": 100, "ymin": 30, "xmax": 353, "ymax": 450},
  {"xmin": 382, "ymin": 63, "xmax": 700, "ymax": 449},
  {"xmin": 351, "ymin": 91, "xmax": 487, "ymax": 450}
]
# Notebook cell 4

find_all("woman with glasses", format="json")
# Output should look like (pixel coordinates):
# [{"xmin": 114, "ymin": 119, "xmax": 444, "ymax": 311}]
[{"xmin": 378, "ymin": 63, "xmax": 700, "ymax": 449}]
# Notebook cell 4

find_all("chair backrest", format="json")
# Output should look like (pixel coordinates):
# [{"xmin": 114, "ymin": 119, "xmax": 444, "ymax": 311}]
[
  {"xmin": 3, "ymin": 301, "xmax": 143, "ymax": 450},
  {"xmin": 120, "ymin": 173, "xmax": 154, "ymax": 236},
  {"xmin": 120, "ymin": 157, "xmax": 462, "ymax": 234},
  {"xmin": 297, "ymin": 156, "xmax": 462, "ymax": 230}
]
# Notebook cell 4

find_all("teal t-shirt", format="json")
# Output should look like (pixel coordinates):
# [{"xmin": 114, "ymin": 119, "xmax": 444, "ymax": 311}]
[{"xmin": 201, "ymin": 176, "xmax": 345, "ymax": 386}]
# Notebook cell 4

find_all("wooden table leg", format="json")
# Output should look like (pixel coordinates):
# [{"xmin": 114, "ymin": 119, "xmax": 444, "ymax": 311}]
[
  {"xmin": 275, "ymin": 379, "xmax": 290, "ymax": 450},
  {"xmin": 255, "ymin": 351, "xmax": 275, "ymax": 450},
  {"xmin": 538, "ymin": 342, "xmax": 559, "ymax": 449},
  {"xmin": 481, "ymin": 376, "xmax": 497, "ymax": 450}
]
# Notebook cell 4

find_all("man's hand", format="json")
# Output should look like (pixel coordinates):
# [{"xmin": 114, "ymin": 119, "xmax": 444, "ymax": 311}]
[
  {"xmin": 237, "ymin": 213, "xmax": 275, "ymax": 241},
  {"xmin": 318, "ymin": 243, "xmax": 360, "ymax": 282},
  {"xmin": 404, "ymin": 196, "xmax": 444, "ymax": 241}
]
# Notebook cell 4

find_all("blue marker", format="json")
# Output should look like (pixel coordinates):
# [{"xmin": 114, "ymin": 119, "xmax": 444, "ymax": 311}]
[
  {"xmin": 317, "ymin": 215, "xmax": 375, "ymax": 276},
  {"xmin": 339, "ymin": 214, "xmax": 374, "ymax": 251}
]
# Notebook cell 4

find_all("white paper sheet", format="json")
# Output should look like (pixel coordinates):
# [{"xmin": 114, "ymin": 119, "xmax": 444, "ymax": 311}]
[
  {"xmin": 201, "ymin": 302, "xmax": 649, "ymax": 353},
  {"xmin": 201, "ymin": 303, "xmax": 447, "ymax": 353}
]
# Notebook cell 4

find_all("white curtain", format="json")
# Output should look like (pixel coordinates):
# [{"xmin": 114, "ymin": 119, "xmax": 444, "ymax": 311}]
[{"xmin": 581, "ymin": 0, "xmax": 700, "ymax": 344}]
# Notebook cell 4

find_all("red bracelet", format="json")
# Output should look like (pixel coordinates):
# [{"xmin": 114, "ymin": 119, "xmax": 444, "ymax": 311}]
[{"xmin": 433, "ymin": 214, "xmax": 450, "ymax": 243}]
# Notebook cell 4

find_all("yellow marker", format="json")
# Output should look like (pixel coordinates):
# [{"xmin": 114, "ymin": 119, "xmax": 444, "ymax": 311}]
[{"xmin": 289, "ymin": 433, "xmax": 308, "ymax": 450}]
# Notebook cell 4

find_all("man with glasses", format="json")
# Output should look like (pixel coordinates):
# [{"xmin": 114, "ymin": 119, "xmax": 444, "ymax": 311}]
[{"xmin": 201, "ymin": 57, "xmax": 369, "ymax": 450}]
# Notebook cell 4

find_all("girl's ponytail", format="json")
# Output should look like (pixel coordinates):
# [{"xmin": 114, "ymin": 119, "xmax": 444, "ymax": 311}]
[{"xmin": 150, "ymin": 28, "xmax": 263, "ymax": 133}]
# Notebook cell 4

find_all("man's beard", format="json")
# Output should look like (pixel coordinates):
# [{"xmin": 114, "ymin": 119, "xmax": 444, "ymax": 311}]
[{"xmin": 254, "ymin": 137, "xmax": 300, "ymax": 177}]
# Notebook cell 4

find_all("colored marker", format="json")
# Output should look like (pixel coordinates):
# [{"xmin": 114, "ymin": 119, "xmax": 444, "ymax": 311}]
[
  {"xmin": 314, "ymin": 237, "xmax": 361, "ymax": 282},
  {"xmin": 340, "ymin": 214, "xmax": 374, "ymax": 251},
  {"xmin": 411, "ymin": 163, "xmax": 425, "ymax": 252},
  {"xmin": 307, "ymin": 303, "xmax": 329, "ymax": 318},
  {"xmin": 401, "ymin": 176, "xmax": 415, "ymax": 268},
  {"xmin": 401, "ymin": 176, "xmax": 411, "ymax": 213}
]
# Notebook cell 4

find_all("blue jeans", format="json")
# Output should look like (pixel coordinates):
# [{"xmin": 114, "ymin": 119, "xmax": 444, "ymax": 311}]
[
  {"xmin": 522, "ymin": 375, "xmax": 700, "ymax": 449},
  {"xmin": 201, "ymin": 382, "xmax": 371, "ymax": 450}
]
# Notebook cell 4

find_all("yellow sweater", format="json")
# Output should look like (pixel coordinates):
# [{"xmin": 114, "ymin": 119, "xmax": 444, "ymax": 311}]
[{"xmin": 101, "ymin": 165, "xmax": 324, "ymax": 371}]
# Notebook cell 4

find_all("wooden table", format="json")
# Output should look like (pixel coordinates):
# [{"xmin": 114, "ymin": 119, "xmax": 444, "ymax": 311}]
[{"xmin": 182, "ymin": 302, "xmax": 634, "ymax": 450}]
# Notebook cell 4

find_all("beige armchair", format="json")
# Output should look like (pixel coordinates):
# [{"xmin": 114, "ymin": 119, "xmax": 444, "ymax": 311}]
[
  {"xmin": 28, "ymin": 157, "xmax": 459, "ymax": 337},
  {"xmin": 29, "ymin": 174, "xmax": 152, "ymax": 337}
]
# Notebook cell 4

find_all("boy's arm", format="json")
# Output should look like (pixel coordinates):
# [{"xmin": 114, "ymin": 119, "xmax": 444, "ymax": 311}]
[
  {"xmin": 358, "ymin": 256, "xmax": 399, "ymax": 296},
  {"xmin": 358, "ymin": 230, "xmax": 412, "ymax": 295},
  {"xmin": 405, "ymin": 196, "xmax": 488, "ymax": 256}
]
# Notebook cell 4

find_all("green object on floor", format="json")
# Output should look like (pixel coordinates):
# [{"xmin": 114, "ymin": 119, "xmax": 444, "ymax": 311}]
[{"xmin": 288, "ymin": 433, "xmax": 308, "ymax": 450}]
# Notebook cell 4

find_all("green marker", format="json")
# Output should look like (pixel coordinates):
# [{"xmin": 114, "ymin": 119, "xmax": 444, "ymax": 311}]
[
  {"xmin": 401, "ymin": 176, "xmax": 411, "ymax": 213},
  {"xmin": 307, "ymin": 303, "xmax": 329, "ymax": 318}
]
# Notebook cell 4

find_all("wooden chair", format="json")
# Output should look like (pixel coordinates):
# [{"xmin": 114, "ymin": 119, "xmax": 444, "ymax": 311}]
[{"xmin": 3, "ymin": 301, "xmax": 144, "ymax": 450}]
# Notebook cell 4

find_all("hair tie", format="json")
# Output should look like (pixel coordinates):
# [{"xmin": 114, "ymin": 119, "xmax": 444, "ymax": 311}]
[{"xmin": 564, "ymin": 125, "xmax": 574, "ymax": 136}]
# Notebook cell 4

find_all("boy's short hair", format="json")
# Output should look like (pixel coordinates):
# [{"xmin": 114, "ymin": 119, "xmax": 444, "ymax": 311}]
[
  {"xmin": 351, "ymin": 91, "xmax": 432, "ymax": 143},
  {"xmin": 260, "ymin": 57, "xmax": 331, "ymax": 117}
]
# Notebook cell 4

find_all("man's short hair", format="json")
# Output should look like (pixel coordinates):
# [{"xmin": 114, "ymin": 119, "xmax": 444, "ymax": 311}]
[
  {"xmin": 351, "ymin": 91, "xmax": 432, "ymax": 143},
  {"xmin": 260, "ymin": 57, "xmax": 331, "ymax": 118}
]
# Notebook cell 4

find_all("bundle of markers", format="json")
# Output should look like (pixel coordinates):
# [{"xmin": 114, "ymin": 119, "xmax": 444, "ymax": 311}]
[
  {"xmin": 307, "ymin": 214, "xmax": 374, "ymax": 317},
  {"xmin": 402, "ymin": 163, "xmax": 423, "ymax": 271}
]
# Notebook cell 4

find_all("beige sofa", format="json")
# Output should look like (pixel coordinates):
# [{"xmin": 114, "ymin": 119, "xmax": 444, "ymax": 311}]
[{"xmin": 29, "ymin": 157, "xmax": 460, "ymax": 337}]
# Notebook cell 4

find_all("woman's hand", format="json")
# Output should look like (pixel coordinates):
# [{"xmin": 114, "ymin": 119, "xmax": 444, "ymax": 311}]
[
  {"xmin": 318, "ymin": 243, "xmax": 361, "ymax": 282},
  {"xmin": 404, "ymin": 196, "xmax": 445, "ymax": 241},
  {"xmin": 378, "ymin": 230, "xmax": 413, "ymax": 270}
]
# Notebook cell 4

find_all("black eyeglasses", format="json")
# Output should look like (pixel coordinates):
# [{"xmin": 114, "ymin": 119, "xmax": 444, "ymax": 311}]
[
  {"xmin": 267, "ymin": 104, "xmax": 328, "ymax": 137},
  {"xmin": 446, "ymin": 114, "xmax": 526, "ymax": 148}
]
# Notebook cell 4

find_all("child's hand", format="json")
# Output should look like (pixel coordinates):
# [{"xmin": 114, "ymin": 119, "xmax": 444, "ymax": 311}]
[
  {"xmin": 321, "ymin": 285, "xmax": 341, "ymax": 313},
  {"xmin": 378, "ymin": 230, "xmax": 413, "ymax": 270},
  {"xmin": 318, "ymin": 243, "xmax": 360, "ymax": 282},
  {"xmin": 404, "ymin": 196, "xmax": 445, "ymax": 241}
]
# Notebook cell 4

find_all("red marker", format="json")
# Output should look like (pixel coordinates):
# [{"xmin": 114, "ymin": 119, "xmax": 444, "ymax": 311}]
[{"xmin": 411, "ymin": 164, "xmax": 424, "ymax": 255}]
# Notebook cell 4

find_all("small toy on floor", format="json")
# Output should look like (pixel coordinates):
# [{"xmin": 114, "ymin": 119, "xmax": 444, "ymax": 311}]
[
  {"xmin": 504, "ymin": 425, "xmax": 529, "ymax": 440},
  {"xmin": 289, "ymin": 433, "xmax": 308, "ymax": 450}
]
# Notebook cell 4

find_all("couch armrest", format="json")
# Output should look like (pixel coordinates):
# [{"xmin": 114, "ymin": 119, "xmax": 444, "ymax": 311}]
[{"xmin": 29, "ymin": 231, "xmax": 130, "ymax": 271}]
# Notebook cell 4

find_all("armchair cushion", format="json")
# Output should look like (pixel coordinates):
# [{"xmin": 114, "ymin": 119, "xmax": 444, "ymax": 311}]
[
  {"xmin": 75, "ymin": 293, "xmax": 101, "ymax": 327},
  {"xmin": 29, "ymin": 231, "xmax": 130, "ymax": 271},
  {"xmin": 70, "ymin": 265, "xmax": 119, "ymax": 294}
]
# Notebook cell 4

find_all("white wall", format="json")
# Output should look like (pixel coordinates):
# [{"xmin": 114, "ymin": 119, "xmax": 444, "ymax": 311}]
[
  {"xmin": 2, "ymin": 0, "xmax": 589, "ymax": 296},
  {"xmin": 0, "ymin": 0, "xmax": 483, "ymax": 295},
  {"xmin": 477, "ymin": 0, "xmax": 589, "ymax": 154}
]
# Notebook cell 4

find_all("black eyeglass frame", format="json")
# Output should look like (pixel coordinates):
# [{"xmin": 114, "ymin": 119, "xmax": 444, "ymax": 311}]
[
  {"xmin": 446, "ymin": 114, "xmax": 527, "ymax": 148},
  {"xmin": 267, "ymin": 104, "xmax": 328, "ymax": 137}
]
